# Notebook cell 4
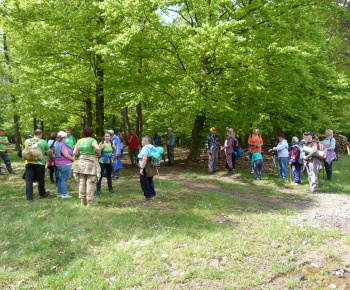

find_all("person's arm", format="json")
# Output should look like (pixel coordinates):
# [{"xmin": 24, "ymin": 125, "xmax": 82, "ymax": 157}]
[
  {"xmin": 205, "ymin": 136, "xmax": 210, "ymax": 152},
  {"xmin": 329, "ymin": 138, "xmax": 336, "ymax": 151},
  {"xmin": 248, "ymin": 135, "xmax": 253, "ymax": 146},
  {"xmin": 273, "ymin": 140, "xmax": 287, "ymax": 152},
  {"xmin": 304, "ymin": 142, "xmax": 318, "ymax": 159},
  {"xmin": 257, "ymin": 136, "xmax": 263, "ymax": 147},
  {"xmin": 127, "ymin": 136, "xmax": 132, "ymax": 144},
  {"xmin": 140, "ymin": 154, "xmax": 147, "ymax": 175},
  {"xmin": 92, "ymin": 141, "xmax": 101, "ymax": 156},
  {"xmin": 0, "ymin": 139, "xmax": 9, "ymax": 146},
  {"xmin": 61, "ymin": 149, "xmax": 74, "ymax": 161},
  {"xmin": 115, "ymin": 138, "xmax": 120, "ymax": 156},
  {"xmin": 251, "ymin": 154, "xmax": 256, "ymax": 168},
  {"xmin": 73, "ymin": 146, "xmax": 80, "ymax": 156}
]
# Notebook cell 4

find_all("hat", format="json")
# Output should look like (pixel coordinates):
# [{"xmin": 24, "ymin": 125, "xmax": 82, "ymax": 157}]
[
  {"xmin": 57, "ymin": 131, "xmax": 67, "ymax": 137},
  {"xmin": 210, "ymin": 127, "xmax": 216, "ymax": 131},
  {"xmin": 26, "ymin": 134, "xmax": 33, "ymax": 139},
  {"xmin": 167, "ymin": 127, "xmax": 172, "ymax": 131},
  {"xmin": 304, "ymin": 131, "xmax": 314, "ymax": 136}
]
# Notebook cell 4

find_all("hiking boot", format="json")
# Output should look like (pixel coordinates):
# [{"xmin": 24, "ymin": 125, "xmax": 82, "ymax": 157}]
[
  {"xmin": 226, "ymin": 169, "xmax": 234, "ymax": 175},
  {"xmin": 40, "ymin": 191, "xmax": 50, "ymax": 198},
  {"xmin": 142, "ymin": 196, "xmax": 152, "ymax": 201},
  {"xmin": 109, "ymin": 189, "xmax": 115, "ymax": 193},
  {"xmin": 87, "ymin": 200, "xmax": 99, "ymax": 206},
  {"xmin": 97, "ymin": 191, "xmax": 102, "ymax": 195}
]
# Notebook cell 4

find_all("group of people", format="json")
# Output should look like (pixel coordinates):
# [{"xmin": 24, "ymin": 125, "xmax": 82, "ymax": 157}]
[{"xmin": 204, "ymin": 127, "xmax": 337, "ymax": 194}]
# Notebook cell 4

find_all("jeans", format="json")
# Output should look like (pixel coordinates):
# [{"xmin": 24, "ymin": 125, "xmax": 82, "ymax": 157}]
[
  {"xmin": 0, "ymin": 151, "xmax": 13, "ymax": 173},
  {"xmin": 253, "ymin": 159, "xmax": 263, "ymax": 179},
  {"xmin": 140, "ymin": 167, "xmax": 156, "ymax": 198},
  {"xmin": 96, "ymin": 163, "xmax": 113, "ymax": 191},
  {"xmin": 291, "ymin": 163, "xmax": 301, "ymax": 184},
  {"xmin": 324, "ymin": 161, "xmax": 333, "ymax": 181},
  {"xmin": 278, "ymin": 157, "xmax": 288, "ymax": 179},
  {"xmin": 167, "ymin": 145, "xmax": 174, "ymax": 165},
  {"xmin": 56, "ymin": 164, "xmax": 72, "ymax": 195},
  {"xmin": 25, "ymin": 164, "xmax": 46, "ymax": 200}
]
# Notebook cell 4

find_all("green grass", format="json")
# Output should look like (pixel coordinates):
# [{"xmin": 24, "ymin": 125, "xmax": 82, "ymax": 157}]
[{"xmin": 0, "ymin": 150, "xmax": 349, "ymax": 288}]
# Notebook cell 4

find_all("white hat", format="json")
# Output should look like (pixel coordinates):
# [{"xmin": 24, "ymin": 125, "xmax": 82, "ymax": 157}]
[
  {"xmin": 57, "ymin": 131, "xmax": 67, "ymax": 137},
  {"xmin": 168, "ymin": 127, "xmax": 172, "ymax": 131}
]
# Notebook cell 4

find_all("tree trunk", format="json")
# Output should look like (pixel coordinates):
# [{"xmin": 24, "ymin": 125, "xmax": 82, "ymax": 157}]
[
  {"xmin": 3, "ymin": 34, "xmax": 21, "ymax": 150},
  {"xmin": 34, "ymin": 118, "xmax": 37, "ymax": 130},
  {"xmin": 95, "ymin": 54, "xmax": 104, "ymax": 138},
  {"xmin": 40, "ymin": 120, "xmax": 44, "ymax": 132},
  {"xmin": 136, "ymin": 102, "xmax": 142, "ymax": 145},
  {"xmin": 123, "ymin": 107, "xmax": 130, "ymax": 137},
  {"xmin": 85, "ymin": 99, "xmax": 92, "ymax": 127},
  {"xmin": 187, "ymin": 113, "xmax": 206, "ymax": 160}
]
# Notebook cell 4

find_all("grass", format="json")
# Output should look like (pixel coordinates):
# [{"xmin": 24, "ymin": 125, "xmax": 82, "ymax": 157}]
[{"xmin": 0, "ymin": 150, "xmax": 349, "ymax": 288}]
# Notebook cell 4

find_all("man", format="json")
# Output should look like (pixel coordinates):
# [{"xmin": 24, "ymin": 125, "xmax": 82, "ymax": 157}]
[
  {"xmin": 23, "ymin": 129, "xmax": 50, "ymax": 201},
  {"xmin": 109, "ymin": 130, "xmax": 121, "ymax": 179},
  {"xmin": 138, "ymin": 136, "xmax": 156, "ymax": 201},
  {"xmin": 65, "ymin": 129, "xmax": 76, "ymax": 151},
  {"xmin": 205, "ymin": 127, "xmax": 221, "ymax": 173},
  {"xmin": 248, "ymin": 128, "xmax": 263, "ymax": 173},
  {"xmin": 153, "ymin": 132, "xmax": 164, "ymax": 146},
  {"xmin": 127, "ymin": 129, "xmax": 139, "ymax": 166},
  {"xmin": 117, "ymin": 130, "xmax": 124, "ymax": 157},
  {"xmin": 0, "ymin": 129, "xmax": 15, "ymax": 175},
  {"xmin": 166, "ymin": 128, "xmax": 175, "ymax": 166},
  {"xmin": 303, "ymin": 131, "xmax": 322, "ymax": 193}
]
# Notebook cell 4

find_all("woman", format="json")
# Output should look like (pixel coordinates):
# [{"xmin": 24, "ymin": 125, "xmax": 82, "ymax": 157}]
[
  {"xmin": 221, "ymin": 128, "xmax": 237, "ymax": 174},
  {"xmin": 320, "ymin": 129, "xmax": 336, "ymax": 181},
  {"xmin": 47, "ymin": 132, "xmax": 57, "ymax": 184},
  {"xmin": 96, "ymin": 131, "xmax": 116, "ymax": 195},
  {"xmin": 269, "ymin": 134, "xmax": 289, "ymax": 179},
  {"xmin": 54, "ymin": 131, "xmax": 75, "ymax": 198},
  {"xmin": 73, "ymin": 127, "xmax": 101, "ymax": 206},
  {"xmin": 288, "ymin": 137, "xmax": 302, "ymax": 186}
]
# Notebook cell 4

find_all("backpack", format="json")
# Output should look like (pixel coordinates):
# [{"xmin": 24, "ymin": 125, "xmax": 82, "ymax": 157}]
[
  {"xmin": 233, "ymin": 139, "xmax": 242, "ymax": 157},
  {"xmin": 311, "ymin": 141, "xmax": 326, "ymax": 160},
  {"xmin": 331, "ymin": 137, "xmax": 340, "ymax": 154},
  {"xmin": 48, "ymin": 140, "xmax": 56, "ymax": 162},
  {"xmin": 22, "ymin": 139, "xmax": 44, "ymax": 161},
  {"xmin": 150, "ymin": 146, "xmax": 164, "ymax": 168}
]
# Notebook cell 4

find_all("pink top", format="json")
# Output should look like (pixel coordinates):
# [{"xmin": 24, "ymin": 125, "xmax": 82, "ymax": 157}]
[{"xmin": 55, "ymin": 144, "xmax": 73, "ymax": 166}]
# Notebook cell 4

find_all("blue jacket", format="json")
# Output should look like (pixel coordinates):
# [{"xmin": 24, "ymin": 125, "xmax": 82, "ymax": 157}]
[{"xmin": 273, "ymin": 139, "xmax": 289, "ymax": 158}]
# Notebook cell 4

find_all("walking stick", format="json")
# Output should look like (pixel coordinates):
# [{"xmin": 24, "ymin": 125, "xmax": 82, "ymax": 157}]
[
  {"xmin": 289, "ymin": 163, "xmax": 292, "ymax": 183},
  {"xmin": 156, "ymin": 167, "xmax": 164, "ymax": 196}
]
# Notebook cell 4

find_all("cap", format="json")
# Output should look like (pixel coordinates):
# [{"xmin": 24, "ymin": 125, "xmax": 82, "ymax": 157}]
[
  {"xmin": 26, "ymin": 134, "xmax": 33, "ymax": 139},
  {"xmin": 167, "ymin": 127, "xmax": 172, "ymax": 131},
  {"xmin": 210, "ymin": 127, "xmax": 216, "ymax": 131},
  {"xmin": 304, "ymin": 131, "xmax": 314, "ymax": 136},
  {"xmin": 57, "ymin": 131, "xmax": 67, "ymax": 137}
]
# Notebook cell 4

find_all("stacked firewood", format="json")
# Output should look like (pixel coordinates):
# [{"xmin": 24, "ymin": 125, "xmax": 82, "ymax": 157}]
[{"xmin": 333, "ymin": 134, "xmax": 350, "ymax": 154}]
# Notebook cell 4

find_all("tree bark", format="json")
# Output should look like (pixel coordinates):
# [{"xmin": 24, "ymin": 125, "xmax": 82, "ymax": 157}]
[
  {"xmin": 85, "ymin": 99, "xmax": 92, "ymax": 127},
  {"xmin": 187, "ymin": 113, "xmax": 206, "ymax": 160},
  {"xmin": 123, "ymin": 107, "xmax": 130, "ymax": 137},
  {"xmin": 136, "ymin": 102, "xmax": 143, "ymax": 145},
  {"xmin": 95, "ymin": 54, "xmax": 104, "ymax": 138},
  {"xmin": 33, "ymin": 118, "xmax": 37, "ymax": 130}
]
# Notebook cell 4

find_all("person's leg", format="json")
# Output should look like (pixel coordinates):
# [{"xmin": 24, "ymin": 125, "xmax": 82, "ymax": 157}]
[
  {"xmin": 140, "ymin": 168, "xmax": 151, "ymax": 198},
  {"xmin": 148, "ymin": 176, "xmax": 156, "ymax": 197},
  {"xmin": 167, "ymin": 145, "xmax": 171, "ymax": 165},
  {"xmin": 129, "ymin": 148, "xmax": 135, "ymax": 165},
  {"xmin": 278, "ymin": 158, "xmax": 283, "ymax": 178},
  {"xmin": 169, "ymin": 146, "xmax": 174, "ymax": 165},
  {"xmin": 324, "ymin": 161, "xmax": 332, "ymax": 181},
  {"xmin": 258, "ymin": 160, "xmax": 263, "ymax": 179},
  {"xmin": 48, "ymin": 166, "xmax": 54, "ymax": 182},
  {"xmin": 25, "ymin": 164, "xmax": 35, "ymax": 201},
  {"xmin": 86, "ymin": 175, "xmax": 97, "ymax": 204},
  {"xmin": 0, "ymin": 151, "xmax": 14, "ymax": 173},
  {"xmin": 96, "ymin": 163, "xmax": 104, "ymax": 192},
  {"xmin": 134, "ymin": 149, "xmax": 139, "ymax": 166},
  {"xmin": 56, "ymin": 166, "xmax": 63, "ymax": 196},
  {"xmin": 281, "ymin": 157, "xmax": 288, "ymax": 179},
  {"xmin": 226, "ymin": 153, "xmax": 233, "ymax": 170},
  {"xmin": 106, "ymin": 163, "xmax": 113, "ymax": 191},
  {"xmin": 78, "ymin": 174, "xmax": 87, "ymax": 204},
  {"xmin": 253, "ymin": 161, "xmax": 258, "ymax": 179},
  {"xmin": 232, "ymin": 154, "xmax": 236, "ymax": 170},
  {"xmin": 37, "ymin": 165, "xmax": 47, "ymax": 197},
  {"xmin": 293, "ymin": 163, "xmax": 301, "ymax": 184},
  {"xmin": 212, "ymin": 147, "xmax": 218, "ymax": 171},
  {"xmin": 59, "ymin": 164, "xmax": 71, "ymax": 196}
]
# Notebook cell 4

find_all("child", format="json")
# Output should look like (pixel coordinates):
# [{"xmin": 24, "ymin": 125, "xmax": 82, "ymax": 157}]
[{"xmin": 251, "ymin": 150, "xmax": 263, "ymax": 180}]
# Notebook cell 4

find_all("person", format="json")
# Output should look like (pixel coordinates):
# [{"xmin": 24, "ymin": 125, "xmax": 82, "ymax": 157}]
[
  {"xmin": 54, "ymin": 131, "xmax": 75, "ymax": 198},
  {"xmin": 221, "ymin": 128, "xmax": 237, "ymax": 174},
  {"xmin": 320, "ymin": 129, "xmax": 336, "ymax": 181},
  {"xmin": 109, "ymin": 130, "xmax": 121, "ymax": 179},
  {"xmin": 0, "ymin": 129, "xmax": 15, "ymax": 175},
  {"xmin": 96, "ymin": 131, "xmax": 116, "ymax": 195},
  {"xmin": 73, "ymin": 127, "xmax": 101, "ymax": 206},
  {"xmin": 118, "ymin": 130, "xmax": 124, "ymax": 157},
  {"xmin": 302, "ymin": 131, "xmax": 322, "ymax": 193},
  {"xmin": 205, "ymin": 127, "xmax": 221, "ymax": 173},
  {"xmin": 269, "ymin": 134, "xmax": 289, "ymax": 179},
  {"xmin": 247, "ymin": 128, "xmax": 263, "ymax": 173},
  {"xmin": 65, "ymin": 129, "xmax": 76, "ymax": 151},
  {"xmin": 251, "ymin": 149, "xmax": 263, "ymax": 180},
  {"xmin": 166, "ymin": 128, "xmax": 175, "ymax": 166},
  {"xmin": 153, "ymin": 132, "xmax": 163, "ymax": 146},
  {"xmin": 23, "ymin": 129, "xmax": 51, "ymax": 201},
  {"xmin": 127, "ymin": 129, "xmax": 139, "ymax": 166},
  {"xmin": 47, "ymin": 132, "xmax": 57, "ymax": 183},
  {"xmin": 138, "ymin": 136, "xmax": 157, "ymax": 200},
  {"xmin": 289, "ymin": 137, "xmax": 302, "ymax": 186}
]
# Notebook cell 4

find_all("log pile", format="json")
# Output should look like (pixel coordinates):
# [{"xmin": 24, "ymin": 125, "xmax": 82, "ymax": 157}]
[{"xmin": 333, "ymin": 134, "xmax": 350, "ymax": 154}]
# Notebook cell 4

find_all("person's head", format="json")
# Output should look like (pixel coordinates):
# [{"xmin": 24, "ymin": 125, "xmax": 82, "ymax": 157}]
[
  {"xmin": 278, "ymin": 133, "xmax": 285, "ymax": 142},
  {"xmin": 303, "ymin": 132, "xmax": 308, "ymax": 141},
  {"xmin": 0, "ymin": 129, "xmax": 4, "ymax": 137},
  {"xmin": 83, "ymin": 127, "xmax": 93, "ymax": 138},
  {"xmin": 118, "ymin": 130, "xmax": 122, "ymax": 135},
  {"xmin": 141, "ymin": 136, "xmax": 151, "ymax": 146},
  {"xmin": 34, "ymin": 129, "xmax": 43, "ymax": 139},
  {"xmin": 167, "ymin": 127, "xmax": 172, "ymax": 133},
  {"xmin": 26, "ymin": 134, "xmax": 33, "ymax": 139},
  {"xmin": 65, "ymin": 129, "xmax": 71, "ymax": 137},
  {"xmin": 210, "ymin": 127, "xmax": 216, "ymax": 135},
  {"xmin": 50, "ymin": 132, "xmax": 57, "ymax": 140},
  {"xmin": 57, "ymin": 131, "xmax": 67, "ymax": 142},
  {"xmin": 108, "ymin": 129, "xmax": 114, "ymax": 137},
  {"xmin": 325, "ymin": 129, "xmax": 333, "ymax": 138},
  {"xmin": 131, "ymin": 129, "xmax": 135, "ymax": 135},
  {"xmin": 154, "ymin": 132, "xmax": 158, "ymax": 137},
  {"xmin": 304, "ymin": 131, "xmax": 314, "ymax": 141},
  {"xmin": 226, "ymin": 127, "xmax": 235, "ymax": 137},
  {"xmin": 253, "ymin": 128, "xmax": 260, "ymax": 135},
  {"xmin": 292, "ymin": 136, "xmax": 299, "ymax": 144},
  {"xmin": 104, "ymin": 131, "xmax": 111, "ymax": 142}
]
